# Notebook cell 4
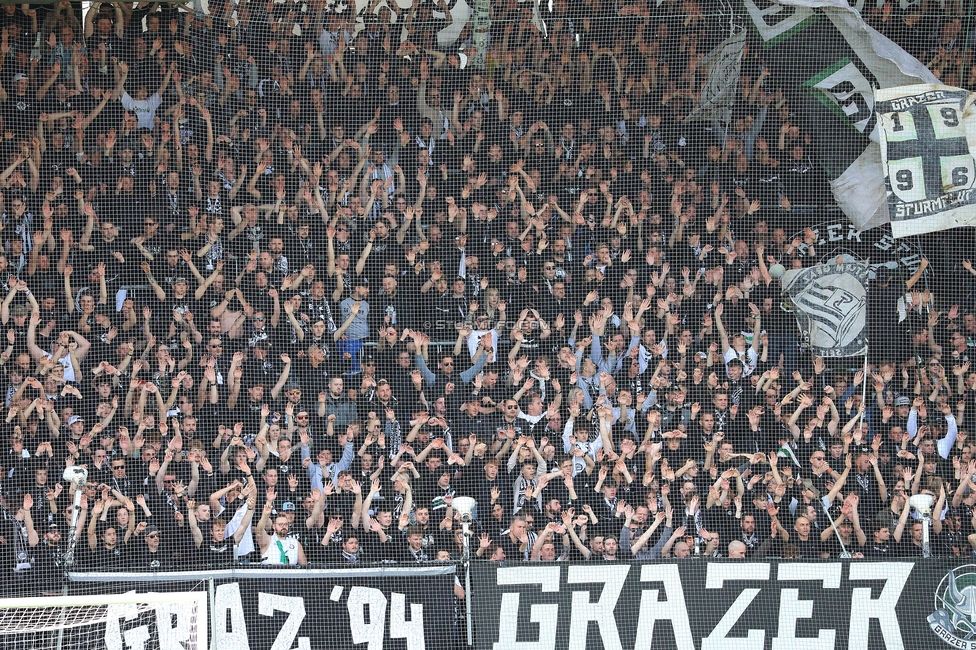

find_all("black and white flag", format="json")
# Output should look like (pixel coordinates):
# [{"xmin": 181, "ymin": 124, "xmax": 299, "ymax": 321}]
[
  {"xmin": 743, "ymin": 0, "xmax": 938, "ymax": 232},
  {"xmin": 685, "ymin": 30, "xmax": 747, "ymax": 124},
  {"xmin": 781, "ymin": 263, "xmax": 870, "ymax": 358},
  {"xmin": 876, "ymin": 84, "xmax": 976, "ymax": 238}
]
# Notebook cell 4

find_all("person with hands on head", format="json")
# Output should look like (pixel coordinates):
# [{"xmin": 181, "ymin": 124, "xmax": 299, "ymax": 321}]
[
  {"xmin": 627, "ymin": 508, "xmax": 672, "ymax": 559},
  {"xmin": 321, "ymin": 516, "xmax": 361, "ymax": 564},
  {"xmin": 660, "ymin": 524, "xmax": 691, "ymax": 559},
  {"xmin": 187, "ymin": 485, "xmax": 256, "ymax": 567},
  {"xmin": 530, "ymin": 521, "xmax": 569, "ymax": 561}
]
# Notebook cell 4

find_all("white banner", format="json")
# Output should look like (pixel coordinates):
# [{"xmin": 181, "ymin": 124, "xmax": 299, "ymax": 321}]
[
  {"xmin": 876, "ymin": 84, "xmax": 976, "ymax": 238},
  {"xmin": 781, "ymin": 263, "xmax": 870, "ymax": 357}
]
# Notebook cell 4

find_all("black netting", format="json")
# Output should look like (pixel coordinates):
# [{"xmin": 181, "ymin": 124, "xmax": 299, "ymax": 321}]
[{"xmin": 0, "ymin": 0, "xmax": 974, "ymax": 647}]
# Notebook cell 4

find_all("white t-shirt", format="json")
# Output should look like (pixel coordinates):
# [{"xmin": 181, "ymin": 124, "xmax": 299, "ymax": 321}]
[
  {"xmin": 41, "ymin": 351, "xmax": 76, "ymax": 383},
  {"xmin": 219, "ymin": 501, "xmax": 255, "ymax": 557},
  {"xmin": 120, "ymin": 92, "xmax": 163, "ymax": 130},
  {"xmin": 467, "ymin": 329, "xmax": 498, "ymax": 361},
  {"xmin": 261, "ymin": 535, "xmax": 301, "ymax": 565},
  {"xmin": 724, "ymin": 346, "xmax": 758, "ymax": 377}
]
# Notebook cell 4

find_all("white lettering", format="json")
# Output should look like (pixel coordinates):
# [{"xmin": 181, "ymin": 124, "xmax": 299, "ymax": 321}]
[
  {"xmin": 258, "ymin": 593, "xmax": 310, "ymax": 650},
  {"xmin": 494, "ymin": 566, "xmax": 560, "ymax": 650},
  {"xmin": 567, "ymin": 564, "xmax": 630, "ymax": 650},
  {"xmin": 348, "ymin": 587, "xmax": 388, "ymax": 650},
  {"xmin": 701, "ymin": 563, "xmax": 770, "ymax": 650},
  {"xmin": 105, "ymin": 601, "xmax": 147, "ymax": 650},
  {"xmin": 772, "ymin": 563, "xmax": 841, "ymax": 650},
  {"xmin": 634, "ymin": 564, "xmax": 695, "ymax": 650},
  {"xmin": 390, "ymin": 592, "xmax": 426, "ymax": 650},
  {"xmin": 848, "ymin": 563, "xmax": 912, "ymax": 650},
  {"xmin": 812, "ymin": 63, "xmax": 877, "ymax": 134},
  {"xmin": 742, "ymin": 0, "xmax": 816, "ymax": 43},
  {"xmin": 154, "ymin": 602, "xmax": 194, "ymax": 650},
  {"xmin": 213, "ymin": 583, "xmax": 252, "ymax": 650}
]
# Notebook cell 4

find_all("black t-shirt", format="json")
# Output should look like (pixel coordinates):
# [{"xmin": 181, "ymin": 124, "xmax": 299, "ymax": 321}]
[
  {"xmin": 360, "ymin": 527, "xmax": 397, "ymax": 563},
  {"xmin": 864, "ymin": 540, "xmax": 893, "ymax": 558},
  {"xmin": 3, "ymin": 93, "xmax": 39, "ymax": 132},
  {"xmin": 131, "ymin": 545, "xmax": 175, "ymax": 571},
  {"xmin": 88, "ymin": 544, "xmax": 127, "ymax": 570},
  {"xmin": 821, "ymin": 533, "xmax": 860, "ymax": 558},
  {"xmin": 196, "ymin": 535, "xmax": 234, "ymax": 567},
  {"xmin": 896, "ymin": 534, "xmax": 938, "ymax": 557},
  {"xmin": 790, "ymin": 534, "xmax": 823, "ymax": 559}
]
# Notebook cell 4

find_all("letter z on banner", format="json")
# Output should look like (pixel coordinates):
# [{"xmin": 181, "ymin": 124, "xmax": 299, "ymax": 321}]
[
  {"xmin": 877, "ymin": 84, "xmax": 976, "ymax": 238},
  {"xmin": 780, "ymin": 263, "xmax": 869, "ymax": 358}
]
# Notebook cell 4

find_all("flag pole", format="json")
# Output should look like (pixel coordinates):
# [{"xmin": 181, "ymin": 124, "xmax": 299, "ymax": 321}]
[
  {"xmin": 856, "ymin": 353, "xmax": 869, "ymax": 432},
  {"xmin": 856, "ymin": 259, "xmax": 871, "ymax": 434}
]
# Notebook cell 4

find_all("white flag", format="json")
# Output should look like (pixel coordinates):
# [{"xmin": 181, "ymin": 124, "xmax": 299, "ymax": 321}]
[
  {"xmin": 781, "ymin": 263, "xmax": 870, "ymax": 358},
  {"xmin": 685, "ymin": 30, "xmax": 747, "ymax": 124},
  {"xmin": 876, "ymin": 84, "xmax": 976, "ymax": 238},
  {"xmin": 742, "ymin": 0, "xmax": 938, "ymax": 232}
]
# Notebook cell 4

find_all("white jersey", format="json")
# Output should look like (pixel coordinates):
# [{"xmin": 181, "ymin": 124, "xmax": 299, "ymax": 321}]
[
  {"xmin": 261, "ymin": 536, "xmax": 301, "ymax": 565},
  {"xmin": 724, "ymin": 346, "xmax": 758, "ymax": 377}
]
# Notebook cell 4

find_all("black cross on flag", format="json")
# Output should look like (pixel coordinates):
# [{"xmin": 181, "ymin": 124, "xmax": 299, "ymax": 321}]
[{"xmin": 877, "ymin": 84, "xmax": 976, "ymax": 238}]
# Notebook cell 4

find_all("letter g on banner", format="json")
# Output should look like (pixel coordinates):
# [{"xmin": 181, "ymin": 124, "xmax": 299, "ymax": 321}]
[{"xmin": 494, "ymin": 566, "xmax": 560, "ymax": 650}]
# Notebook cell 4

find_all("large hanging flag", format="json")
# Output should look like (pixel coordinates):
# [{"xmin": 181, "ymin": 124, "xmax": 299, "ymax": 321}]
[
  {"xmin": 740, "ymin": 0, "xmax": 937, "ymax": 231},
  {"xmin": 876, "ymin": 84, "xmax": 976, "ymax": 238},
  {"xmin": 780, "ymin": 263, "xmax": 870, "ymax": 357}
]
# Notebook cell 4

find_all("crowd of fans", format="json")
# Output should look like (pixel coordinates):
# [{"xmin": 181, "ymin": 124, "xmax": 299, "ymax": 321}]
[{"xmin": 0, "ymin": 0, "xmax": 973, "ymax": 593}]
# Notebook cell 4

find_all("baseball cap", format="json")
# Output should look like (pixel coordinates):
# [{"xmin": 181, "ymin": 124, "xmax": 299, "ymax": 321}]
[
  {"xmin": 144, "ymin": 525, "xmax": 160, "ymax": 536},
  {"xmin": 173, "ymin": 277, "xmax": 188, "ymax": 285},
  {"xmin": 282, "ymin": 501, "xmax": 297, "ymax": 511},
  {"xmin": 67, "ymin": 415, "xmax": 84, "ymax": 426},
  {"xmin": 894, "ymin": 396, "xmax": 911, "ymax": 407},
  {"xmin": 12, "ymin": 73, "xmax": 27, "ymax": 82},
  {"xmin": 354, "ymin": 276, "xmax": 369, "ymax": 287},
  {"xmin": 800, "ymin": 478, "xmax": 820, "ymax": 497}
]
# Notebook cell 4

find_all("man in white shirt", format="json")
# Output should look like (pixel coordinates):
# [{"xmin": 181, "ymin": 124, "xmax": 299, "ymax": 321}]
[
  {"xmin": 256, "ymin": 494, "xmax": 307, "ymax": 565},
  {"xmin": 119, "ymin": 61, "xmax": 174, "ymax": 130}
]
